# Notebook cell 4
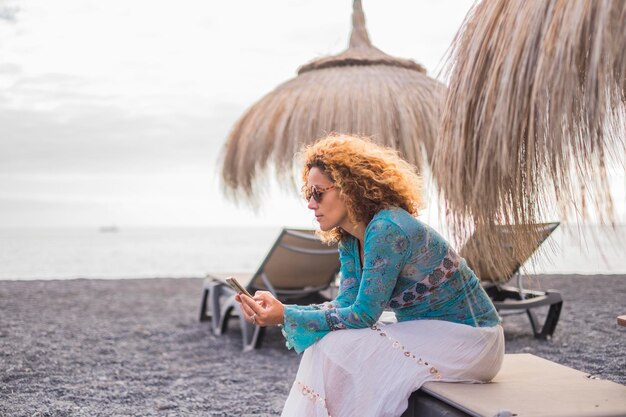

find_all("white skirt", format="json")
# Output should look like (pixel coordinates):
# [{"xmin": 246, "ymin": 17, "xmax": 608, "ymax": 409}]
[{"xmin": 281, "ymin": 320, "xmax": 504, "ymax": 417}]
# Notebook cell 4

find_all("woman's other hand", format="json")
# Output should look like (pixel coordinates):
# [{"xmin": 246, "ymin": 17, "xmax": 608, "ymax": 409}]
[{"xmin": 235, "ymin": 290, "xmax": 285, "ymax": 326}]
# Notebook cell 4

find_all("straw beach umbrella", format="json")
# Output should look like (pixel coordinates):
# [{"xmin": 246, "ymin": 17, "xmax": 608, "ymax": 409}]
[
  {"xmin": 221, "ymin": 0, "xmax": 445, "ymax": 202},
  {"xmin": 432, "ymin": 0, "xmax": 626, "ymax": 275}
]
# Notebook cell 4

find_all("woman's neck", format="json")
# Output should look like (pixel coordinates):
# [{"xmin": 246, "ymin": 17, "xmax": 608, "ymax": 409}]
[{"xmin": 340, "ymin": 221, "xmax": 366, "ymax": 246}]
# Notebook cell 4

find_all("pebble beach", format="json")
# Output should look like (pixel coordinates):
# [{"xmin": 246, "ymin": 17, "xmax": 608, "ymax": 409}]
[{"xmin": 1, "ymin": 274, "xmax": 625, "ymax": 416}]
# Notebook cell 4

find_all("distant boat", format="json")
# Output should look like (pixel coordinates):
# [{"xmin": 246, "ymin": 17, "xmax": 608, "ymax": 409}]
[{"xmin": 99, "ymin": 226, "xmax": 120, "ymax": 233}]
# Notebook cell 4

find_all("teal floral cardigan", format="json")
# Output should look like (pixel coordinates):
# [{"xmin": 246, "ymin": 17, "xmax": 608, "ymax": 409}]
[{"xmin": 281, "ymin": 207, "xmax": 501, "ymax": 354}]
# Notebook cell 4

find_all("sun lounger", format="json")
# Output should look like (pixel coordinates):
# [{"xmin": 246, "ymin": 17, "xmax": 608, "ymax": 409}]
[
  {"xmin": 199, "ymin": 228, "xmax": 340, "ymax": 351},
  {"xmin": 460, "ymin": 223, "xmax": 563, "ymax": 339},
  {"xmin": 402, "ymin": 353, "xmax": 626, "ymax": 417}
]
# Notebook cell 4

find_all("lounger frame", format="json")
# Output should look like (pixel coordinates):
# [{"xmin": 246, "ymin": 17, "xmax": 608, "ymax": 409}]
[
  {"xmin": 462, "ymin": 222, "xmax": 563, "ymax": 339},
  {"xmin": 199, "ymin": 228, "xmax": 339, "ymax": 351}
]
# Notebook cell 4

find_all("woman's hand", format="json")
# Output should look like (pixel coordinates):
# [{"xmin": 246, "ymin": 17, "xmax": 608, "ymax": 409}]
[{"xmin": 235, "ymin": 291, "xmax": 285, "ymax": 326}]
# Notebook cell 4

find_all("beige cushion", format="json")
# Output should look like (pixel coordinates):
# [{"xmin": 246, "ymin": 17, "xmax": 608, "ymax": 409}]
[{"xmin": 422, "ymin": 353, "xmax": 626, "ymax": 417}]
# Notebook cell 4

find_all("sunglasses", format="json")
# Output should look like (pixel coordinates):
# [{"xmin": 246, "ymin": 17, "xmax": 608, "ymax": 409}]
[{"xmin": 303, "ymin": 185, "xmax": 335, "ymax": 203}]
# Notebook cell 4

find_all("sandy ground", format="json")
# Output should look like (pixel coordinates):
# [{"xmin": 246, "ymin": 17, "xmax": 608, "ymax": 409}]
[{"xmin": 1, "ymin": 275, "xmax": 625, "ymax": 417}]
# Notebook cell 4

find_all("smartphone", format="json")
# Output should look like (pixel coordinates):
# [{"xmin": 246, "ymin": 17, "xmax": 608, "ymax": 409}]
[{"xmin": 225, "ymin": 276, "xmax": 253, "ymax": 298}]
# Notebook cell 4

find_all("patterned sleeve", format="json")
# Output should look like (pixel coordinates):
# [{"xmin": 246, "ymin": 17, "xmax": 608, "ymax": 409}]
[
  {"xmin": 281, "ymin": 219, "xmax": 409, "ymax": 354},
  {"xmin": 331, "ymin": 238, "xmax": 361, "ymax": 308},
  {"xmin": 409, "ymin": 220, "xmax": 449, "ymax": 271}
]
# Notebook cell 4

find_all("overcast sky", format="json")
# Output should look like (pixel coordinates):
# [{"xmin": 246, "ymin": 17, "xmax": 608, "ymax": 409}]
[{"xmin": 0, "ymin": 0, "xmax": 624, "ymax": 228}]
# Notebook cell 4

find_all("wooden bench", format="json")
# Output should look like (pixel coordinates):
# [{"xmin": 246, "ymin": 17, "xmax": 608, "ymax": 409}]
[{"xmin": 402, "ymin": 354, "xmax": 626, "ymax": 417}]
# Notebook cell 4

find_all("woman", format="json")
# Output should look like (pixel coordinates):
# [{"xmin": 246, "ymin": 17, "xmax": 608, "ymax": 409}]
[{"xmin": 236, "ymin": 134, "xmax": 504, "ymax": 417}]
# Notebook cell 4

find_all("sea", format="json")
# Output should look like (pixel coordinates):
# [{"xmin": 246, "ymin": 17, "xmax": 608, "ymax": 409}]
[{"xmin": 1, "ymin": 225, "xmax": 625, "ymax": 280}]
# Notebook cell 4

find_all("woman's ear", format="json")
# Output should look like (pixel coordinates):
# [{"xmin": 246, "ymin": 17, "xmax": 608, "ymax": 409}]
[{"xmin": 346, "ymin": 209, "xmax": 359, "ymax": 228}]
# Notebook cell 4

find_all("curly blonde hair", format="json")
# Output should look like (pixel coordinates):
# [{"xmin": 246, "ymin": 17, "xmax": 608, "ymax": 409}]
[{"xmin": 301, "ymin": 134, "xmax": 424, "ymax": 244}]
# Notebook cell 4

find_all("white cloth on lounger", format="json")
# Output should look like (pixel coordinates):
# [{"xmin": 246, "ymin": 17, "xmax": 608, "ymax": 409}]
[{"xmin": 281, "ymin": 320, "xmax": 504, "ymax": 417}]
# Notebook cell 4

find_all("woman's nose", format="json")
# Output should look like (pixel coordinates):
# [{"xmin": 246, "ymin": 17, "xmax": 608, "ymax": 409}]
[{"xmin": 307, "ymin": 197, "xmax": 318, "ymax": 210}]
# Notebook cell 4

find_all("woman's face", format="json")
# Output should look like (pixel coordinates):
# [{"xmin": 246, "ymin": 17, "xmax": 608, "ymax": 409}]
[{"xmin": 306, "ymin": 167, "xmax": 350, "ymax": 231}]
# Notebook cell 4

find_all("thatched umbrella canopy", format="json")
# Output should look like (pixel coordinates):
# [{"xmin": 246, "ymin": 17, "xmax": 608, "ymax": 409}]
[
  {"xmin": 221, "ymin": 0, "xmax": 445, "ymax": 202},
  {"xmin": 432, "ymin": 0, "xmax": 626, "ymax": 275}
]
